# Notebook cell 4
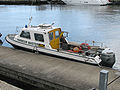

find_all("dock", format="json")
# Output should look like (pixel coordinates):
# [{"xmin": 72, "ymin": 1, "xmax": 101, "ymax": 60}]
[{"xmin": 0, "ymin": 46, "xmax": 120, "ymax": 90}]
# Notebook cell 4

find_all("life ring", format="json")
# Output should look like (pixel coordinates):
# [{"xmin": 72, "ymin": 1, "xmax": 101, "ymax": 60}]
[
  {"xmin": 80, "ymin": 43, "xmax": 91, "ymax": 50},
  {"xmin": 72, "ymin": 46, "xmax": 84, "ymax": 53},
  {"xmin": 73, "ymin": 47, "xmax": 79, "ymax": 53}
]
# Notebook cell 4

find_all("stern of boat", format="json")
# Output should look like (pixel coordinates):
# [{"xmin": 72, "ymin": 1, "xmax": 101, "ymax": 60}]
[{"xmin": 100, "ymin": 53, "xmax": 115, "ymax": 68}]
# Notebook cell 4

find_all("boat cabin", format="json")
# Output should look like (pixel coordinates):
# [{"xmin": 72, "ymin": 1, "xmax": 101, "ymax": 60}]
[{"xmin": 14, "ymin": 24, "xmax": 67, "ymax": 50}]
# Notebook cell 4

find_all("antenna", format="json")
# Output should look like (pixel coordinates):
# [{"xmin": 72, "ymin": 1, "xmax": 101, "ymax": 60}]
[
  {"xmin": 28, "ymin": 1, "xmax": 33, "ymax": 27},
  {"xmin": 28, "ymin": 16, "xmax": 32, "ymax": 27}
]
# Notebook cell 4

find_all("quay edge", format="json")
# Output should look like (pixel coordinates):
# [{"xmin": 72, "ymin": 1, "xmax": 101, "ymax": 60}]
[
  {"xmin": 0, "ymin": 46, "xmax": 120, "ymax": 90},
  {"xmin": 0, "ymin": 80, "xmax": 22, "ymax": 90}
]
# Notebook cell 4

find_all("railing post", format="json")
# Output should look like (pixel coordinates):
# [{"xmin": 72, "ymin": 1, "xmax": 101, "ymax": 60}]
[{"xmin": 99, "ymin": 70, "xmax": 109, "ymax": 90}]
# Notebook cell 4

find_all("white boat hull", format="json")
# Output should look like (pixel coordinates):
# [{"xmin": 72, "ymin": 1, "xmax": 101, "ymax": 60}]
[
  {"xmin": 6, "ymin": 34, "xmax": 101, "ymax": 65},
  {"xmin": 62, "ymin": 0, "xmax": 111, "ymax": 5},
  {"xmin": 6, "ymin": 34, "xmax": 116, "ymax": 67}
]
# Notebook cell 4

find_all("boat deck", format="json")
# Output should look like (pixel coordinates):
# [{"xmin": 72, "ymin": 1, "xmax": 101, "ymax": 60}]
[{"xmin": 0, "ymin": 46, "xmax": 119, "ymax": 90}]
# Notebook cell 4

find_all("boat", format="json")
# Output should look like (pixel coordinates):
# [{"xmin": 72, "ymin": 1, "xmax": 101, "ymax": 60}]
[
  {"xmin": 6, "ymin": 23, "xmax": 115, "ymax": 67},
  {"xmin": 62, "ymin": 0, "xmax": 112, "ymax": 5}
]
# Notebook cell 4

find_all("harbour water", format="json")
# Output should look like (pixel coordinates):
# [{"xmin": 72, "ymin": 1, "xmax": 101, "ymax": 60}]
[{"xmin": 0, "ymin": 5, "xmax": 120, "ymax": 70}]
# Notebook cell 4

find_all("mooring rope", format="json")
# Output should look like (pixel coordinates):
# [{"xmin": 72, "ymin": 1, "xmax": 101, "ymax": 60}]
[{"xmin": 107, "ymin": 75, "xmax": 120, "ymax": 86}]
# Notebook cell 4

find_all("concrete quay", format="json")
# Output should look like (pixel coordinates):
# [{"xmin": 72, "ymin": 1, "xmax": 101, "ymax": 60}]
[
  {"xmin": 0, "ymin": 80, "xmax": 22, "ymax": 90},
  {"xmin": 0, "ymin": 46, "xmax": 120, "ymax": 90}
]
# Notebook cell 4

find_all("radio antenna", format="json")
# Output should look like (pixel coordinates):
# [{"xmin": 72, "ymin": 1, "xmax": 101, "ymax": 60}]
[
  {"xmin": 28, "ymin": 1, "xmax": 34, "ymax": 27},
  {"xmin": 28, "ymin": 16, "xmax": 32, "ymax": 27}
]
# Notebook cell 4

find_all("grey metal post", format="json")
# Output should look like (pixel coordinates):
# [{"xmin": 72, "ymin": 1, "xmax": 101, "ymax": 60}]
[{"xmin": 99, "ymin": 70, "xmax": 109, "ymax": 90}]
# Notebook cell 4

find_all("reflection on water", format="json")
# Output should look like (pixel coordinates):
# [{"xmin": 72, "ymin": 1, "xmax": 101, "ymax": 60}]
[{"xmin": 0, "ymin": 5, "xmax": 120, "ymax": 69}]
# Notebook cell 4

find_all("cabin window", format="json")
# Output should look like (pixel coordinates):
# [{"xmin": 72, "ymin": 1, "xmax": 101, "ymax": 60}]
[
  {"xmin": 20, "ymin": 31, "xmax": 31, "ymax": 39},
  {"xmin": 49, "ymin": 32, "xmax": 53, "ymax": 41},
  {"xmin": 34, "ymin": 33, "xmax": 44, "ymax": 42},
  {"xmin": 55, "ymin": 31, "xmax": 59, "ymax": 39}
]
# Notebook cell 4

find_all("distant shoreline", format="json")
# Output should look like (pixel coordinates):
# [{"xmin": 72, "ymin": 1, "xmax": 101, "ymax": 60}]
[{"xmin": 0, "ymin": 0, "xmax": 65, "ymax": 5}]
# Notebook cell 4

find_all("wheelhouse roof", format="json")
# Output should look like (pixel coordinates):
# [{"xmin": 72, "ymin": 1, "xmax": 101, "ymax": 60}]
[{"xmin": 22, "ymin": 24, "xmax": 60, "ymax": 33}]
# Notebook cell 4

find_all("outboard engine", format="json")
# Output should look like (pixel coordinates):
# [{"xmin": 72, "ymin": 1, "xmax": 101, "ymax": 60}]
[{"xmin": 100, "ymin": 48, "xmax": 115, "ymax": 68}]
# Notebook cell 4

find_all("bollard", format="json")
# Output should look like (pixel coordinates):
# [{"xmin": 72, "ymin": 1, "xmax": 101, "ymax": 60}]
[{"xmin": 99, "ymin": 70, "xmax": 109, "ymax": 90}]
